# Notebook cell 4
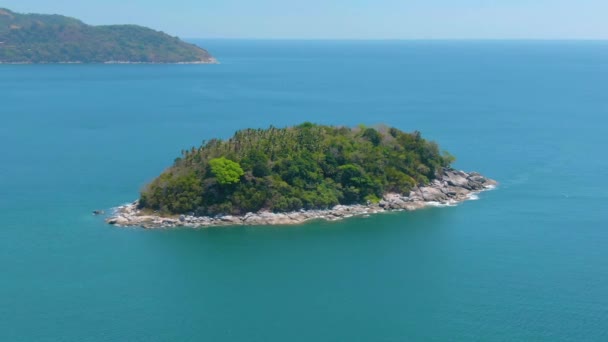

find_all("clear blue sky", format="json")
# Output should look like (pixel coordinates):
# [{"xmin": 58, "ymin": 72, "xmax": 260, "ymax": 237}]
[{"xmin": 2, "ymin": 0, "xmax": 607, "ymax": 39}]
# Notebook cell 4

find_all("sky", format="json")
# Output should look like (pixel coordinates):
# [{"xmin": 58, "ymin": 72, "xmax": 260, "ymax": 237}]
[{"xmin": 2, "ymin": 0, "xmax": 607, "ymax": 39}]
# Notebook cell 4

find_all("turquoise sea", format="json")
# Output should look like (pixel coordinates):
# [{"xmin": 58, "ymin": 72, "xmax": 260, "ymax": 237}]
[{"xmin": 1, "ymin": 40, "xmax": 607, "ymax": 341}]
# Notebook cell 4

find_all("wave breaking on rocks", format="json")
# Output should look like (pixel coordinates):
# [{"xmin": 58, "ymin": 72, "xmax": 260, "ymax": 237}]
[{"xmin": 105, "ymin": 168, "xmax": 497, "ymax": 229}]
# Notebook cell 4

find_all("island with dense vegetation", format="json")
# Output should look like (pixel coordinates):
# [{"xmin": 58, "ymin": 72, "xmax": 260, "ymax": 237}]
[
  {"xmin": 107, "ymin": 123, "xmax": 496, "ymax": 228},
  {"xmin": 0, "ymin": 8, "xmax": 215, "ymax": 64}
]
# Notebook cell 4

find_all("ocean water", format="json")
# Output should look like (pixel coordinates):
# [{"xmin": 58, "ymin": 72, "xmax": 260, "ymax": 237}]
[{"xmin": 1, "ymin": 40, "xmax": 607, "ymax": 341}]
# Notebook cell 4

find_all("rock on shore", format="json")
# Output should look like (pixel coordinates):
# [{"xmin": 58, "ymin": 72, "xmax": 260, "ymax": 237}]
[{"xmin": 106, "ymin": 168, "xmax": 497, "ymax": 229}]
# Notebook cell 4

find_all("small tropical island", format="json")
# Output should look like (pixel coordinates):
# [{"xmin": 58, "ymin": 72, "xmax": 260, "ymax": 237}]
[
  {"xmin": 0, "ymin": 8, "xmax": 215, "ymax": 64},
  {"xmin": 107, "ymin": 123, "xmax": 497, "ymax": 228}
]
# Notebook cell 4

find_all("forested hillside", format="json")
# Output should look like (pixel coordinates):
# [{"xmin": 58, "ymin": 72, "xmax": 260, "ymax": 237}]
[
  {"xmin": 140, "ymin": 123, "xmax": 455, "ymax": 216},
  {"xmin": 0, "ymin": 8, "xmax": 215, "ymax": 63}
]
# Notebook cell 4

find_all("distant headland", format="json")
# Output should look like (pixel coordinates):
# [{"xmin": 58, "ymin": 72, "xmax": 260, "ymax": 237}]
[
  {"xmin": 105, "ymin": 123, "xmax": 497, "ymax": 228},
  {"xmin": 0, "ymin": 8, "xmax": 216, "ymax": 64}
]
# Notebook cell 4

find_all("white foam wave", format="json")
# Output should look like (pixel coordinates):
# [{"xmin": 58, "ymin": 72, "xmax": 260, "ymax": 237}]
[
  {"xmin": 427, "ymin": 201, "xmax": 457, "ymax": 207},
  {"xmin": 467, "ymin": 194, "xmax": 480, "ymax": 201}
]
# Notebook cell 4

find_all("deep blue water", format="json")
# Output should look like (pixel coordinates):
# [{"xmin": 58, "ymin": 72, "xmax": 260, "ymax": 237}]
[{"xmin": 1, "ymin": 40, "xmax": 607, "ymax": 341}]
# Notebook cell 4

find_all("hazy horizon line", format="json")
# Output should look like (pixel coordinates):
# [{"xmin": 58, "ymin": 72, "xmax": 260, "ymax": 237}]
[{"xmin": 184, "ymin": 37, "xmax": 608, "ymax": 42}]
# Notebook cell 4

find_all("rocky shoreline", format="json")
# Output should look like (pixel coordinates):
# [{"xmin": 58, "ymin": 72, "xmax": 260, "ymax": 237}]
[{"xmin": 106, "ymin": 168, "xmax": 497, "ymax": 229}]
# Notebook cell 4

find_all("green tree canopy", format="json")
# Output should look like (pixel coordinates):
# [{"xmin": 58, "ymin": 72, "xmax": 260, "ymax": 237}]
[
  {"xmin": 139, "ymin": 123, "xmax": 455, "ymax": 215},
  {"xmin": 209, "ymin": 157, "xmax": 244, "ymax": 185}
]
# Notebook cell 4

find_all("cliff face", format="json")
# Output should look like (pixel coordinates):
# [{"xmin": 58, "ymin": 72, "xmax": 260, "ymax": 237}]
[{"xmin": 0, "ymin": 8, "xmax": 216, "ymax": 63}]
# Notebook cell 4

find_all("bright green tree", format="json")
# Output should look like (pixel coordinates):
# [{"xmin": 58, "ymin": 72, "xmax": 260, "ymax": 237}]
[{"xmin": 209, "ymin": 157, "xmax": 244, "ymax": 185}]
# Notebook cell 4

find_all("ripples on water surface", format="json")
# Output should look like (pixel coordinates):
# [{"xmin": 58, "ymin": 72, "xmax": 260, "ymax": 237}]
[{"xmin": 1, "ymin": 40, "xmax": 607, "ymax": 341}]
